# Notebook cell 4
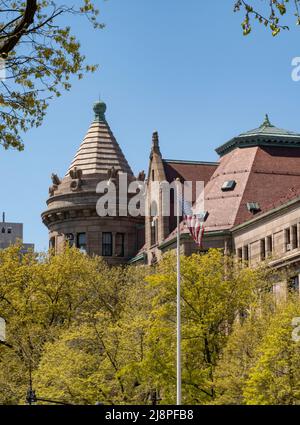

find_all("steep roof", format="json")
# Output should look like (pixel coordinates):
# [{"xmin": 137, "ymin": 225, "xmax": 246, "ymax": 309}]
[
  {"xmin": 66, "ymin": 101, "xmax": 133, "ymax": 177},
  {"xmin": 216, "ymin": 114, "xmax": 300, "ymax": 157},
  {"xmin": 163, "ymin": 159, "xmax": 218, "ymax": 200},
  {"xmin": 203, "ymin": 144, "xmax": 300, "ymax": 231}
]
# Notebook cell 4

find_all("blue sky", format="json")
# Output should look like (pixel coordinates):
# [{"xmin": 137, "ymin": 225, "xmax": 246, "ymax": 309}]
[{"xmin": 1, "ymin": 0, "xmax": 300, "ymax": 251}]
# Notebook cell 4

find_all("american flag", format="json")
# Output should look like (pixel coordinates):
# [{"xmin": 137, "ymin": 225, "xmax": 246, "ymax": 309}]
[{"xmin": 181, "ymin": 198, "xmax": 205, "ymax": 248}]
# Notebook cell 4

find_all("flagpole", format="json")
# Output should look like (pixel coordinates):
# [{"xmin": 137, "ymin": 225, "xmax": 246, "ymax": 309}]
[{"xmin": 176, "ymin": 180, "xmax": 181, "ymax": 405}]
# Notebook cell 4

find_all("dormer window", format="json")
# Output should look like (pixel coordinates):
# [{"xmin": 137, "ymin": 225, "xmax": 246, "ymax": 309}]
[
  {"xmin": 221, "ymin": 180, "xmax": 236, "ymax": 191},
  {"xmin": 247, "ymin": 202, "xmax": 260, "ymax": 213}
]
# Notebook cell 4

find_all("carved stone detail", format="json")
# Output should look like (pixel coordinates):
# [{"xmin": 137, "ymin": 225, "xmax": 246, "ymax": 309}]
[
  {"xmin": 49, "ymin": 173, "xmax": 61, "ymax": 197},
  {"xmin": 137, "ymin": 170, "xmax": 146, "ymax": 181},
  {"xmin": 69, "ymin": 167, "xmax": 83, "ymax": 192},
  {"xmin": 107, "ymin": 166, "xmax": 119, "ymax": 181}
]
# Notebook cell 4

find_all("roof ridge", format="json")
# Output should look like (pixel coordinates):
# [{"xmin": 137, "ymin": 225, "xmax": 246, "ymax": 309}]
[{"xmin": 163, "ymin": 159, "xmax": 219, "ymax": 165}]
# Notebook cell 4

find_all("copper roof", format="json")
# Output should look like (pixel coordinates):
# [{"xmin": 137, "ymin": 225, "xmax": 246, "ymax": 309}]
[{"xmin": 216, "ymin": 115, "xmax": 300, "ymax": 157}]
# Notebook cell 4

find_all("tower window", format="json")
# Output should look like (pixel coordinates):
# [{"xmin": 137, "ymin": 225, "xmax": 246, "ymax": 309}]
[
  {"xmin": 102, "ymin": 232, "xmax": 112, "ymax": 257},
  {"xmin": 115, "ymin": 233, "xmax": 125, "ymax": 257},
  {"xmin": 77, "ymin": 233, "xmax": 87, "ymax": 253},
  {"xmin": 65, "ymin": 233, "xmax": 74, "ymax": 247},
  {"xmin": 49, "ymin": 237, "xmax": 56, "ymax": 250},
  {"xmin": 151, "ymin": 218, "xmax": 158, "ymax": 246}
]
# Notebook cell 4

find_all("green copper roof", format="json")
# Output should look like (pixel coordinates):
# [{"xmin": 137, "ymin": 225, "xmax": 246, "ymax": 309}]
[{"xmin": 216, "ymin": 114, "xmax": 300, "ymax": 157}]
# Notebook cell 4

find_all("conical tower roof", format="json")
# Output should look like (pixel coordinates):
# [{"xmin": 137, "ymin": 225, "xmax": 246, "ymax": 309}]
[{"xmin": 66, "ymin": 101, "xmax": 134, "ymax": 176}]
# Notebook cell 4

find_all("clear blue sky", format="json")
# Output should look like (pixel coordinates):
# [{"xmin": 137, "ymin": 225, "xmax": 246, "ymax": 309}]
[{"xmin": 1, "ymin": 0, "xmax": 300, "ymax": 251}]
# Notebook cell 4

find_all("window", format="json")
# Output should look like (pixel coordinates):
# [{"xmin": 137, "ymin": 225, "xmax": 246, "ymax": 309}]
[
  {"xmin": 150, "ymin": 201, "xmax": 158, "ymax": 217},
  {"xmin": 243, "ymin": 245, "xmax": 249, "ymax": 262},
  {"xmin": 77, "ymin": 233, "xmax": 87, "ymax": 253},
  {"xmin": 65, "ymin": 233, "xmax": 74, "ymax": 247},
  {"xmin": 285, "ymin": 228, "xmax": 291, "ymax": 251},
  {"xmin": 7, "ymin": 228, "xmax": 12, "ymax": 234},
  {"xmin": 267, "ymin": 236, "xmax": 273, "ymax": 255},
  {"xmin": 49, "ymin": 237, "xmax": 55, "ymax": 250},
  {"xmin": 237, "ymin": 248, "xmax": 242, "ymax": 262},
  {"xmin": 247, "ymin": 202, "xmax": 260, "ymax": 213},
  {"xmin": 152, "ymin": 170, "xmax": 155, "ymax": 181},
  {"xmin": 260, "ymin": 239, "xmax": 266, "ymax": 261},
  {"xmin": 1, "ymin": 227, "xmax": 5, "ymax": 233},
  {"xmin": 151, "ymin": 218, "xmax": 158, "ymax": 246},
  {"xmin": 221, "ymin": 180, "xmax": 236, "ymax": 191},
  {"xmin": 292, "ymin": 225, "xmax": 298, "ymax": 249},
  {"xmin": 102, "ymin": 232, "xmax": 112, "ymax": 256},
  {"xmin": 288, "ymin": 276, "xmax": 299, "ymax": 292},
  {"xmin": 115, "ymin": 233, "xmax": 125, "ymax": 257}
]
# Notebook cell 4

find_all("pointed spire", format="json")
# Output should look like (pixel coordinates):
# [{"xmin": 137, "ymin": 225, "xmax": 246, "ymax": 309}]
[
  {"xmin": 151, "ymin": 131, "xmax": 161, "ymax": 156},
  {"xmin": 260, "ymin": 113, "xmax": 273, "ymax": 128},
  {"xmin": 66, "ymin": 101, "xmax": 134, "ymax": 176}
]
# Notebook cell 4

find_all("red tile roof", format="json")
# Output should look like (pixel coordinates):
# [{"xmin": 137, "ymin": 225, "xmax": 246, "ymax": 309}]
[{"xmin": 162, "ymin": 146, "xmax": 300, "ymax": 241}]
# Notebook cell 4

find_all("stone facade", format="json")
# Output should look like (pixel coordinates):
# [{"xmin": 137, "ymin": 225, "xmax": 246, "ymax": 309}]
[
  {"xmin": 0, "ymin": 214, "xmax": 34, "ymax": 253},
  {"xmin": 42, "ymin": 105, "xmax": 300, "ymax": 293},
  {"xmin": 42, "ymin": 101, "xmax": 144, "ymax": 265}
]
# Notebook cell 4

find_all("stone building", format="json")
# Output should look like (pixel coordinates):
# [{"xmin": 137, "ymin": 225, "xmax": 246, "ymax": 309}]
[
  {"xmin": 42, "ymin": 103, "xmax": 300, "ymax": 291},
  {"xmin": 0, "ymin": 213, "xmax": 34, "ymax": 253},
  {"xmin": 137, "ymin": 113, "xmax": 300, "ymax": 294},
  {"xmin": 41, "ymin": 101, "xmax": 144, "ymax": 265}
]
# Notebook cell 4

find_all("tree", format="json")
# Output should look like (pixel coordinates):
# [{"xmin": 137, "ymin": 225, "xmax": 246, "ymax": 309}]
[
  {"xmin": 0, "ymin": 1, "xmax": 102, "ymax": 150},
  {"xmin": 31, "ymin": 250, "xmax": 274, "ymax": 405},
  {"xmin": 0, "ymin": 246, "xmax": 276, "ymax": 405},
  {"xmin": 234, "ymin": 0, "xmax": 298, "ymax": 36},
  {"xmin": 0, "ymin": 245, "xmax": 114, "ymax": 404},
  {"xmin": 243, "ymin": 296, "xmax": 300, "ymax": 405},
  {"xmin": 33, "ymin": 264, "xmax": 152, "ymax": 405},
  {"xmin": 213, "ymin": 294, "xmax": 276, "ymax": 404},
  {"xmin": 140, "ymin": 250, "xmax": 273, "ymax": 404}
]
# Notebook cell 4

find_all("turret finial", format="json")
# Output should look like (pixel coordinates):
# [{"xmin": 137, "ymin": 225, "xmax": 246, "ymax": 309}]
[
  {"xmin": 261, "ymin": 113, "xmax": 273, "ymax": 128},
  {"xmin": 93, "ymin": 100, "xmax": 106, "ymax": 121}
]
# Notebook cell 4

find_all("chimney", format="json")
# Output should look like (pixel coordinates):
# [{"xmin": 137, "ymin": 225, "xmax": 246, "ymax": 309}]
[{"xmin": 2, "ymin": 212, "xmax": 5, "ymax": 223}]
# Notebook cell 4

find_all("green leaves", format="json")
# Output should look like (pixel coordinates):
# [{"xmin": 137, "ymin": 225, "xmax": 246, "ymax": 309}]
[
  {"xmin": 0, "ymin": 1, "xmax": 103, "ymax": 150},
  {"xmin": 235, "ymin": 0, "xmax": 291, "ymax": 37}
]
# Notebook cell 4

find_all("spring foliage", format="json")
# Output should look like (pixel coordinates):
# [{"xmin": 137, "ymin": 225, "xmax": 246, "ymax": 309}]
[
  {"xmin": 0, "ymin": 1, "xmax": 102, "ymax": 150},
  {"xmin": 0, "ymin": 246, "xmax": 299, "ymax": 404}
]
